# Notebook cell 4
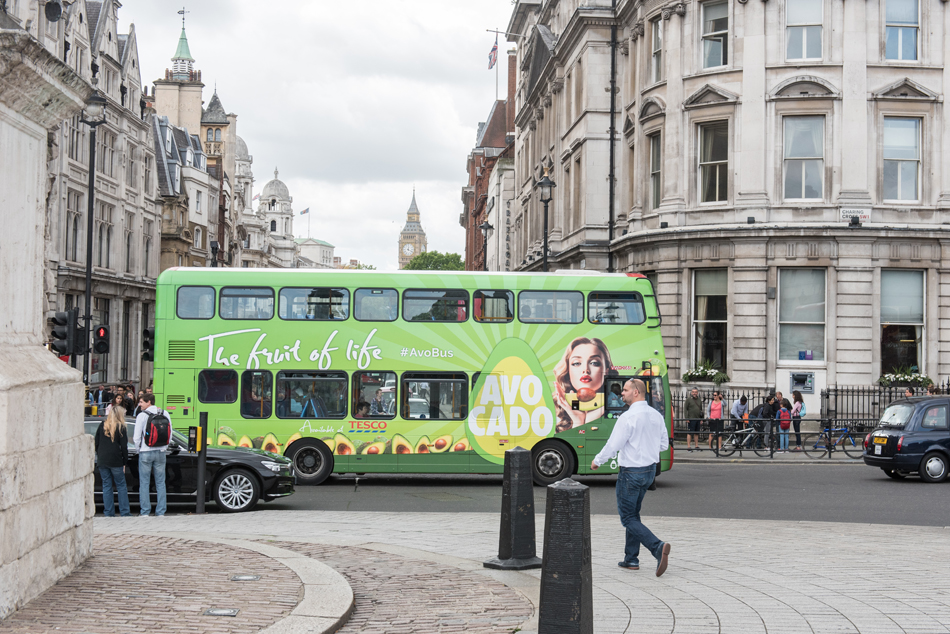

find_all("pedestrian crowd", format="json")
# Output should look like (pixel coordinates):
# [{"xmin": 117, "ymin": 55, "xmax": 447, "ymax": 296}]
[
  {"xmin": 93, "ymin": 391, "xmax": 171, "ymax": 517},
  {"xmin": 680, "ymin": 388, "xmax": 806, "ymax": 454}
]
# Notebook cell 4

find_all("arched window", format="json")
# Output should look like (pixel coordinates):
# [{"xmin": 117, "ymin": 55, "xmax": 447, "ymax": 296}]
[
  {"xmin": 195, "ymin": 227, "xmax": 202, "ymax": 249},
  {"xmin": 215, "ymin": 128, "xmax": 221, "ymax": 142},
  {"xmin": 270, "ymin": 220, "xmax": 277, "ymax": 232},
  {"xmin": 125, "ymin": 233, "xmax": 133, "ymax": 273},
  {"xmin": 206, "ymin": 129, "xmax": 213, "ymax": 142}
]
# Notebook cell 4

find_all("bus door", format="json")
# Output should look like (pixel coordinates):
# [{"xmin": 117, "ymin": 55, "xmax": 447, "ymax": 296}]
[
  {"xmin": 163, "ymin": 369, "xmax": 196, "ymax": 426},
  {"xmin": 585, "ymin": 376, "xmax": 634, "ymax": 472}
]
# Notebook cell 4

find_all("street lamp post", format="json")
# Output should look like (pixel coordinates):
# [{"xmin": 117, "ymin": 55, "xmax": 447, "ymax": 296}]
[
  {"xmin": 80, "ymin": 91, "xmax": 108, "ymax": 387},
  {"xmin": 537, "ymin": 167, "xmax": 556, "ymax": 273},
  {"xmin": 478, "ymin": 221, "xmax": 493, "ymax": 272},
  {"xmin": 210, "ymin": 241, "xmax": 219, "ymax": 267}
]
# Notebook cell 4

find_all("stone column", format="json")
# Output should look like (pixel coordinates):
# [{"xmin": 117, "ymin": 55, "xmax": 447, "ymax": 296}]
[
  {"xmin": 659, "ymin": 8, "xmax": 686, "ymax": 224},
  {"xmin": 735, "ymin": 0, "xmax": 770, "ymax": 216},
  {"xmin": 836, "ymin": 0, "xmax": 872, "ymax": 210},
  {"xmin": 0, "ymin": 27, "xmax": 95, "ymax": 619}
]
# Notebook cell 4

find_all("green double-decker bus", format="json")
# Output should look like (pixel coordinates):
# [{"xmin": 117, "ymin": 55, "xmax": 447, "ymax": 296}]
[{"xmin": 152, "ymin": 268, "xmax": 673, "ymax": 486}]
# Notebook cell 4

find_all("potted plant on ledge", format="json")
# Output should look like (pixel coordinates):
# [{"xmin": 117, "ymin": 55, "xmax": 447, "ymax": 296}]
[
  {"xmin": 682, "ymin": 360, "xmax": 731, "ymax": 387},
  {"xmin": 877, "ymin": 366, "xmax": 933, "ymax": 388}
]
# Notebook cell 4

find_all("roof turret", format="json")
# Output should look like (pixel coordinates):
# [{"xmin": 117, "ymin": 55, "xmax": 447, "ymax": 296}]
[{"xmin": 173, "ymin": 27, "xmax": 194, "ymax": 61}]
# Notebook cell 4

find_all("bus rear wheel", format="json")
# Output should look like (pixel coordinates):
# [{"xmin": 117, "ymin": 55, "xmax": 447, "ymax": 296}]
[
  {"xmin": 531, "ymin": 440, "xmax": 576, "ymax": 487},
  {"xmin": 288, "ymin": 439, "xmax": 334, "ymax": 486}
]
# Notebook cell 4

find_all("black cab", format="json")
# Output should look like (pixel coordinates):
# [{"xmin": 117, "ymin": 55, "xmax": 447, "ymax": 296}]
[{"xmin": 863, "ymin": 397, "xmax": 950, "ymax": 483}]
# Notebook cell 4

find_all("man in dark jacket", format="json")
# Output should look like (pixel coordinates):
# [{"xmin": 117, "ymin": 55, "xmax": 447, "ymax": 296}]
[
  {"xmin": 683, "ymin": 388, "xmax": 704, "ymax": 452},
  {"xmin": 748, "ymin": 394, "xmax": 777, "ymax": 448}
]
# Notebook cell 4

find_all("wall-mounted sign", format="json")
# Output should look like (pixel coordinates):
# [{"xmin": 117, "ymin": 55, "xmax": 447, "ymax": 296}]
[{"xmin": 840, "ymin": 208, "xmax": 870, "ymax": 223}]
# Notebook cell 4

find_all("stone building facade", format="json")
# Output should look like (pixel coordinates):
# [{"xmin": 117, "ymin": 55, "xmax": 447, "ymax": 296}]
[
  {"xmin": 507, "ymin": 0, "xmax": 950, "ymax": 402},
  {"xmin": 240, "ymin": 169, "xmax": 300, "ymax": 268},
  {"xmin": 45, "ymin": 0, "xmax": 159, "ymax": 388},
  {"xmin": 0, "ymin": 2, "xmax": 95, "ymax": 619}
]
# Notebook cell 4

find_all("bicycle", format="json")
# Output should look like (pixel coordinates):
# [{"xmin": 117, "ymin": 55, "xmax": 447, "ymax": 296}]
[
  {"xmin": 801, "ymin": 425, "xmax": 864, "ymax": 459},
  {"xmin": 717, "ymin": 422, "xmax": 775, "ymax": 458}
]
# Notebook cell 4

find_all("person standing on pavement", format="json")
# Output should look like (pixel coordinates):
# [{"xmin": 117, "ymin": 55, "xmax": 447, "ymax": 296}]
[
  {"xmin": 95, "ymin": 405, "xmax": 131, "ymax": 517},
  {"xmin": 791, "ymin": 391, "xmax": 804, "ymax": 451},
  {"xmin": 591, "ymin": 379, "xmax": 671, "ymax": 576},
  {"xmin": 730, "ymin": 395, "xmax": 748, "ymax": 430},
  {"xmin": 776, "ymin": 399, "xmax": 792, "ymax": 453},
  {"xmin": 683, "ymin": 388, "xmax": 704, "ymax": 452},
  {"xmin": 706, "ymin": 391, "xmax": 725, "ymax": 452},
  {"xmin": 133, "ymin": 393, "xmax": 170, "ymax": 517}
]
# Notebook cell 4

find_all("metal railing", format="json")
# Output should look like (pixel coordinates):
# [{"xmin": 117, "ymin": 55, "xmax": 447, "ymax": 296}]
[{"xmin": 820, "ymin": 380, "xmax": 950, "ymax": 419}]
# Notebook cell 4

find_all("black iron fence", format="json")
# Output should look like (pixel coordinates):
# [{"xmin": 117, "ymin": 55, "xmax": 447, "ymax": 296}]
[
  {"xmin": 671, "ymin": 386, "xmax": 776, "ymax": 432},
  {"xmin": 820, "ymin": 379, "xmax": 950, "ymax": 419}
]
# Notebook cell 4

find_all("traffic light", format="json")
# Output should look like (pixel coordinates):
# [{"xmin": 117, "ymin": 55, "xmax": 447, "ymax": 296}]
[
  {"xmin": 72, "ymin": 315, "xmax": 86, "ymax": 356},
  {"xmin": 142, "ymin": 326, "xmax": 155, "ymax": 362},
  {"xmin": 50, "ymin": 309, "xmax": 77, "ymax": 356},
  {"xmin": 93, "ymin": 324, "xmax": 110, "ymax": 354}
]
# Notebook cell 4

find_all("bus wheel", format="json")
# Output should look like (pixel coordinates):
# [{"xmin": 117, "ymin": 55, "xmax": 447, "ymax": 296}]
[
  {"xmin": 288, "ymin": 439, "xmax": 334, "ymax": 486},
  {"xmin": 531, "ymin": 440, "xmax": 576, "ymax": 487}
]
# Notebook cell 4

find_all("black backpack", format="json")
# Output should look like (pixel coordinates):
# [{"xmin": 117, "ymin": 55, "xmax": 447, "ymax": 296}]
[{"xmin": 143, "ymin": 410, "xmax": 171, "ymax": 447}]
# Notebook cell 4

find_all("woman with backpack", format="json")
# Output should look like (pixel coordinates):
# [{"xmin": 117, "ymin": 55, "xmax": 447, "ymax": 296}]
[
  {"xmin": 94, "ymin": 406, "xmax": 131, "ymax": 517},
  {"xmin": 791, "ymin": 390, "xmax": 805, "ymax": 451}
]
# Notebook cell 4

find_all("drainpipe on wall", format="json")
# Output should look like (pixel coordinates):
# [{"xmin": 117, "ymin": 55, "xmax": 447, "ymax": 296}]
[{"xmin": 607, "ymin": 0, "xmax": 618, "ymax": 273}]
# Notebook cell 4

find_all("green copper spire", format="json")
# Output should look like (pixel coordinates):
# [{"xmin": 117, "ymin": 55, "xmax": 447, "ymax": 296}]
[{"xmin": 173, "ymin": 27, "xmax": 194, "ymax": 62}]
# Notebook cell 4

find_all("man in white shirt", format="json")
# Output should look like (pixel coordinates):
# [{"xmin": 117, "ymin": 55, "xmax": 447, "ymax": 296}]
[
  {"xmin": 591, "ymin": 378, "xmax": 671, "ymax": 576},
  {"xmin": 133, "ymin": 393, "xmax": 170, "ymax": 517}
]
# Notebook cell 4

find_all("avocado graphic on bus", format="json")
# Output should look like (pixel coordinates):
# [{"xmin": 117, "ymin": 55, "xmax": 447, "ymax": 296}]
[
  {"xmin": 333, "ymin": 432, "xmax": 355, "ymax": 455},
  {"xmin": 359, "ymin": 441, "xmax": 386, "ymax": 455},
  {"xmin": 414, "ymin": 435, "xmax": 431, "ymax": 453},
  {"xmin": 390, "ymin": 434, "xmax": 413, "ymax": 454},
  {"xmin": 217, "ymin": 433, "xmax": 236, "ymax": 447},
  {"xmin": 320, "ymin": 436, "xmax": 336, "ymax": 452},
  {"xmin": 452, "ymin": 438, "xmax": 471, "ymax": 452},
  {"xmin": 431, "ymin": 435, "xmax": 454, "ymax": 453},
  {"xmin": 238, "ymin": 435, "xmax": 254, "ymax": 448},
  {"xmin": 261, "ymin": 433, "xmax": 280, "ymax": 454}
]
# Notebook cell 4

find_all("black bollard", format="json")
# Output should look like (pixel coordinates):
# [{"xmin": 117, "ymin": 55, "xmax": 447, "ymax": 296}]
[
  {"xmin": 483, "ymin": 446, "xmax": 542, "ymax": 570},
  {"xmin": 538, "ymin": 478, "xmax": 593, "ymax": 634}
]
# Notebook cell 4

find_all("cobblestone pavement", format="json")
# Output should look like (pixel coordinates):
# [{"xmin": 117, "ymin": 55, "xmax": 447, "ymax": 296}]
[
  {"xmin": 266, "ymin": 541, "xmax": 532, "ymax": 634},
  {"xmin": 0, "ymin": 534, "xmax": 301, "ymax": 634},
  {"xmin": 97, "ymin": 511, "xmax": 950, "ymax": 634}
]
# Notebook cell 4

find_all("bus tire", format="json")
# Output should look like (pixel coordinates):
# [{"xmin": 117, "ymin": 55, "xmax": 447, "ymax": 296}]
[
  {"xmin": 287, "ymin": 439, "xmax": 334, "ymax": 486},
  {"xmin": 531, "ymin": 440, "xmax": 576, "ymax": 487}
]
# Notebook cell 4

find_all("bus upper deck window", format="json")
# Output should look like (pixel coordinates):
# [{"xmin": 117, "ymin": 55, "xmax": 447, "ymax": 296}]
[
  {"xmin": 198, "ymin": 370, "xmax": 238, "ymax": 403},
  {"xmin": 177, "ymin": 286, "xmax": 215, "ymax": 319},
  {"xmin": 354, "ymin": 288, "xmax": 398, "ymax": 321},
  {"xmin": 473, "ymin": 290, "xmax": 513, "ymax": 323},
  {"xmin": 588, "ymin": 292, "xmax": 646, "ymax": 325},
  {"xmin": 518, "ymin": 291, "xmax": 583, "ymax": 324},
  {"xmin": 221, "ymin": 287, "xmax": 274, "ymax": 320},
  {"xmin": 279, "ymin": 287, "xmax": 349, "ymax": 321},
  {"xmin": 403, "ymin": 289, "xmax": 468, "ymax": 322}
]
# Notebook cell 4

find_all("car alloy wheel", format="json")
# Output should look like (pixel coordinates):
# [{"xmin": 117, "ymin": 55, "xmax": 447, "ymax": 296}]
[{"xmin": 214, "ymin": 469, "xmax": 260, "ymax": 512}]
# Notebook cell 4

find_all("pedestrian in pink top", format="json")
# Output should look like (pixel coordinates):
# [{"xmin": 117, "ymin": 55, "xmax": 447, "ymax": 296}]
[{"xmin": 706, "ymin": 391, "xmax": 725, "ymax": 452}]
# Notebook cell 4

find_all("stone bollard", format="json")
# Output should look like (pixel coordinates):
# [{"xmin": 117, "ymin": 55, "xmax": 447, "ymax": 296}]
[
  {"xmin": 538, "ymin": 478, "xmax": 593, "ymax": 634},
  {"xmin": 483, "ymin": 446, "xmax": 543, "ymax": 570}
]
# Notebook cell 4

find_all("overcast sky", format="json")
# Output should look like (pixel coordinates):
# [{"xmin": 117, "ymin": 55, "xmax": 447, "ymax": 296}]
[{"xmin": 119, "ymin": 0, "xmax": 516, "ymax": 270}]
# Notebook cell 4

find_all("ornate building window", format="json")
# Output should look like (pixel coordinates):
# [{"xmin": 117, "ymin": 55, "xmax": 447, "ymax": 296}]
[
  {"xmin": 67, "ymin": 115, "xmax": 85, "ymax": 163},
  {"xmin": 215, "ymin": 128, "xmax": 222, "ymax": 142},
  {"xmin": 96, "ymin": 203, "xmax": 114, "ymax": 268},
  {"xmin": 649, "ymin": 132, "xmax": 662, "ymax": 210},
  {"xmin": 693, "ymin": 269, "xmax": 727, "ymax": 372},
  {"xmin": 195, "ymin": 227, "xmax": 202, "ymax": 250},
  {"xmin": 65, "ymin": 190, "xmax": 82, "ymax": 262},
  {"xmin": 126, "ymin": 144, "xmax": 135, "ymax": 187},
  {"xmin": 699, "ymin": 122, "xmax": 728, "ymax": 203},
  {"xmin": 779, "ymin": 269, "xmax": 826, "ymax": 361},
  {"xmin": 270, "ymin": 220, "xmax": 277, "ymax": 232},
  {"xmin": 883, "ymin": 117, "xmax": 920, "ymax": 202},
  {"xmin": 125, "ymin": 213, "xmax": 134, "ymax": 273},
  {"xmin": 885, "ymin": 0, "xmax": 918, "ymax": 61},
  {"xmin": 96, "ymin": 130, "xmax": 116, "ymax": 177},
  {"xmin": 143, "ymin": 220, "xmax": 153, "ymax": 277},
  {"xmin": 881, "ymin": 270, "xmax": 924, "ymax": 373},
  {"xmin": 144, "ymin": 156, "xmax": 152, "ymax": 196},
  {"xmin": 701, "ymin": 2, "xmax": 728, "ymax": 68},
  {"xmin": 787, "ymin": 0, "xmax": 822, "ymax": 60},
  {"xmin": 651, "ymin": 19, "xmax": 663, "ymax": 83},
  {"xmin": 783, "ymin": 116, "xmax": 824, "ymax": 200},
  {"xmin": 206, "ymin": 129, "xmax": 213, "ymax": 142}
]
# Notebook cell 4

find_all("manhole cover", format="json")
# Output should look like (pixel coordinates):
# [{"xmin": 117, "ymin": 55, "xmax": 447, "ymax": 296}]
[{"xmin": 204, "ymin": 608, "xmax": 240, "ymax": 617}]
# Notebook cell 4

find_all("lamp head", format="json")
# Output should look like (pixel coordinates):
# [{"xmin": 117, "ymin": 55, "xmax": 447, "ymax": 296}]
[
  {"xmin": 83, "ymin": 91, "xmax": 108, "ymax": 123},
  {"xmin": 537, "ymin": 166, "xmax": 556, "ymax": 204},
  {"xmin": 478, "ymin": 221, "xmax": 493, "ymax": 236}
]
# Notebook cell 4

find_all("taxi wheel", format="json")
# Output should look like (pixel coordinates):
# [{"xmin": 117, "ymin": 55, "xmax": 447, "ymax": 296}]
[
  {"xmin": 919, "ymin": 452, "xmax": 948, "ymax": 483},
  {"xmin": 532, "ymin": 440, "xmax": 576, "ymax": 487},
  {"xmin": 882, "ymin": 469, "xmax": 906, "ymax": 480}
]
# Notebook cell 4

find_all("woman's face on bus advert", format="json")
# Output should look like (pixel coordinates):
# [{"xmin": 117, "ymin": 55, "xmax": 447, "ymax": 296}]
[{"xmin": 568, "ymin": 343, "xmax": 605, "ymax": 392}]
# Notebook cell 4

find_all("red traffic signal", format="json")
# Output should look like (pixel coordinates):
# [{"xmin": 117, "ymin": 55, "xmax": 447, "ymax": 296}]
[{"xmin": 93, "ymin": 324, "xmax": 110, "ymax": 354}]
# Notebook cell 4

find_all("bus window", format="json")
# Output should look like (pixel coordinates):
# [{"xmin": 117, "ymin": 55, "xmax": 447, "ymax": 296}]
[
  {"xmin": 473, "ymin": 290, "xmax": 513, "ymax": 323},
  {"xmin": 588, "ymin": 292, "xmax": 646, "ymax": 325},
  {"xmin": 279, "ymin": 287, "xmax": 349, "ymax": 321},
  {"xmin": 353, "ymin": 371, "xmax": 396, "ymax": 419},
  {"xmin": 221, "ymin": 287, "xmax": 275, "ymax": 320},
  {"xmin": 177, "ymin": 286, "xmax": 215, "ymax": 319},
  {"xmin": 198, "ymin": 370, "xmax": 237, "ymax": 403},
  {"xmin": 354, "ymin": 288, "xmax": 398, "ymax": 321},
  {"xmin": 241, "ymin": 370, "xmax": 272, "ymax": 418},
  {"xmin": 401, "ymin": 372, "xmax": 467, "ymax": 420},
  {"xmin": 518, "ymin": 291, "xmax": 584, "ymax": 323},
  {"xmin": 403, "ymin": 289, "xmax": 468, "ymax": 322},
  {"xmin": 276, "ymin": 371, "xmax": 347, "ymax": 419}
]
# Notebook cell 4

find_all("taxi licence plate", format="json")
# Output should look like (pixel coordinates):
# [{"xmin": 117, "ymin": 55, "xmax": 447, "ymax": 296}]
[
  {"xmin": 875, "ymin": 445, "xmax": 882, "ymax": 455},
  {"xmin": 873, "ymin": 437, "xmax": 888, "ymax": 444}
]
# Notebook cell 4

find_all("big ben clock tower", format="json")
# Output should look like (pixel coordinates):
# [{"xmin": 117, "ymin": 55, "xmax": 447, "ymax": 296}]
[{"xmin": 398, "ymin": 190, "xmax": 428, "ymax": 269}]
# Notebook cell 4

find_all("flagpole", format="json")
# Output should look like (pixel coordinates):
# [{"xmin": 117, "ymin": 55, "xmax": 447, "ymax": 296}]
[{"xmin": 308, "ymin": 212, "xmax": 311, "ymax": 239}]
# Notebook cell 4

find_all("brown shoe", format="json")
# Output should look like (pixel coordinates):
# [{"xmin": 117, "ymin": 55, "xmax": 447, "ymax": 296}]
[{"xmin": 655, "ymin": 542, "xmax": 671, "ymax": 577}]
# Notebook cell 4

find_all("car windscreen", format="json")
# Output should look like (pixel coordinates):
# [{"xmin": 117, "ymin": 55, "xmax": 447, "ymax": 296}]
[{"xmin": 880, "ymin": 403, "xmax": 915, "ymax": 428}]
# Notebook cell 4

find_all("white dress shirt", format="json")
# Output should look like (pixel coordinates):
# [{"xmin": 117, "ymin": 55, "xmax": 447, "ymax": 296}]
[
  {"xmin": 593, "ymin": 400, "xmax": 669, "ymax": 468},
  {"xmin": 133, "ymin": 405, "xmax": 171, "ymax": 452}
]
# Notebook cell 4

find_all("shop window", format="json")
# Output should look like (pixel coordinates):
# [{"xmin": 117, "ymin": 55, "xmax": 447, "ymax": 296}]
[
  {"xmin": 693, "ymin": 269, "xmax": 727, "ymax": 371},
  {"xmin": 779, "ymin": 269, "xmax": 826, "ymax": 361},
  {"xmin": 881, "ymin": 270, "xmax": 924, "ymax": 373}
]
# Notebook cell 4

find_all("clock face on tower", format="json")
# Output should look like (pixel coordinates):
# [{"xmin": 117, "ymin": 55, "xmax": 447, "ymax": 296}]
[{"xmin": 403, "ymin": 243, "xmax": 415, "ymax": 256}]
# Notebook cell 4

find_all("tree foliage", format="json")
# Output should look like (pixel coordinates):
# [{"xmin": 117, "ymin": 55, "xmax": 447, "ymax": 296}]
[{"xmin": 403, "ymin": 251, "xmax": 465, "ymax": 271}]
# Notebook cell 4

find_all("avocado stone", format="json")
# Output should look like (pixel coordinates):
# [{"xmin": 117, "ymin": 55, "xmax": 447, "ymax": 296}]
[
  {"xmin": 452, "ymin": 438, "xmax": 471, "ymax": 452},
  {"xmin": 334, "ymin": 432, "xmax": 356, "ymax": 455},
  {"xmin": 261, "ymin": 432, "xmax": 280, "ymax": 454},
  {"xmin": 359, "ymin": 441, "xmax": 386, "ymax": 455},
  {"xmin": 391, "ymin": 433, "xmax": 413, "ymax": 455},
  {"xmin": 320, "ymin": 436, "xmax": 336, "ymax": 452},
  {"xmin": 414, "ymin": 435, "xmax": 431, "ymax": 454},
  {"xmin": 238, "ymin": 435, "xmax": 254, "ymax": 448},
  {"xmin": 216, "ymin": 433, "xmax": 236, "ymax": 447},
  {"xmin": 430, "ymin": 434, "xmax": 453, "ymax": 453}
]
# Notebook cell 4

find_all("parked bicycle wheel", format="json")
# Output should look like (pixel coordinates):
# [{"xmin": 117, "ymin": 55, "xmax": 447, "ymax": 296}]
[
  {"xmin": 753, "ymin": 432, "xmax": 776, "ymax": 458},
  {"xmin": 719, "ymin": 435, "xmax": 738, "ymax": 457},
  {"xmin": 839, "ymin": 433, "xmax": 865, "ymax": 459},
  {"xmin": 801, "ymin": 433, "xmax": 828, "ymax": 458}
]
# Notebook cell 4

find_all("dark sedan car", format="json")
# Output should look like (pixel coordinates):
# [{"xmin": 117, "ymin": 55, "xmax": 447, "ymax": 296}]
[
  {"xmin": 85, "ymin": 418, "xmax": 295, "ymax": 512},
  {"xmin": 863, "ymin": 397, "xmax": 950, "ymax": 483}
]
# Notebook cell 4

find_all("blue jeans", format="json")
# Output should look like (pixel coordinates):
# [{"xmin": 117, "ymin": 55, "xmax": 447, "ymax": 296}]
[
  {"xmin": 99, "ymin": 466, "xmax": 131, "ymax": 517},
  {"xmin": 138, "ymin": 451, "xmax": 167, "ymax": 516},
  {"xmin": 616, "ymin": 465, "xmax": 664, "ymax": 566},
  {"xmin": 779, "ymin": 429, "xmax": 790, "ymax": 450}
]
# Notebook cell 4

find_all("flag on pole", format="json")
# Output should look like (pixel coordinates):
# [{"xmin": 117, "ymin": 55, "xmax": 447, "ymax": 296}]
[
  {"xmin": 488, "ymin": 36, "xmax": 498, "ymax": 70},
  {"xmin": 299, "ymin": 208, "xmax": 310, "ymax": 216},
  {"xmin": 252, "ymin": 194, "xmax": 260, "ymax": 201}
]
